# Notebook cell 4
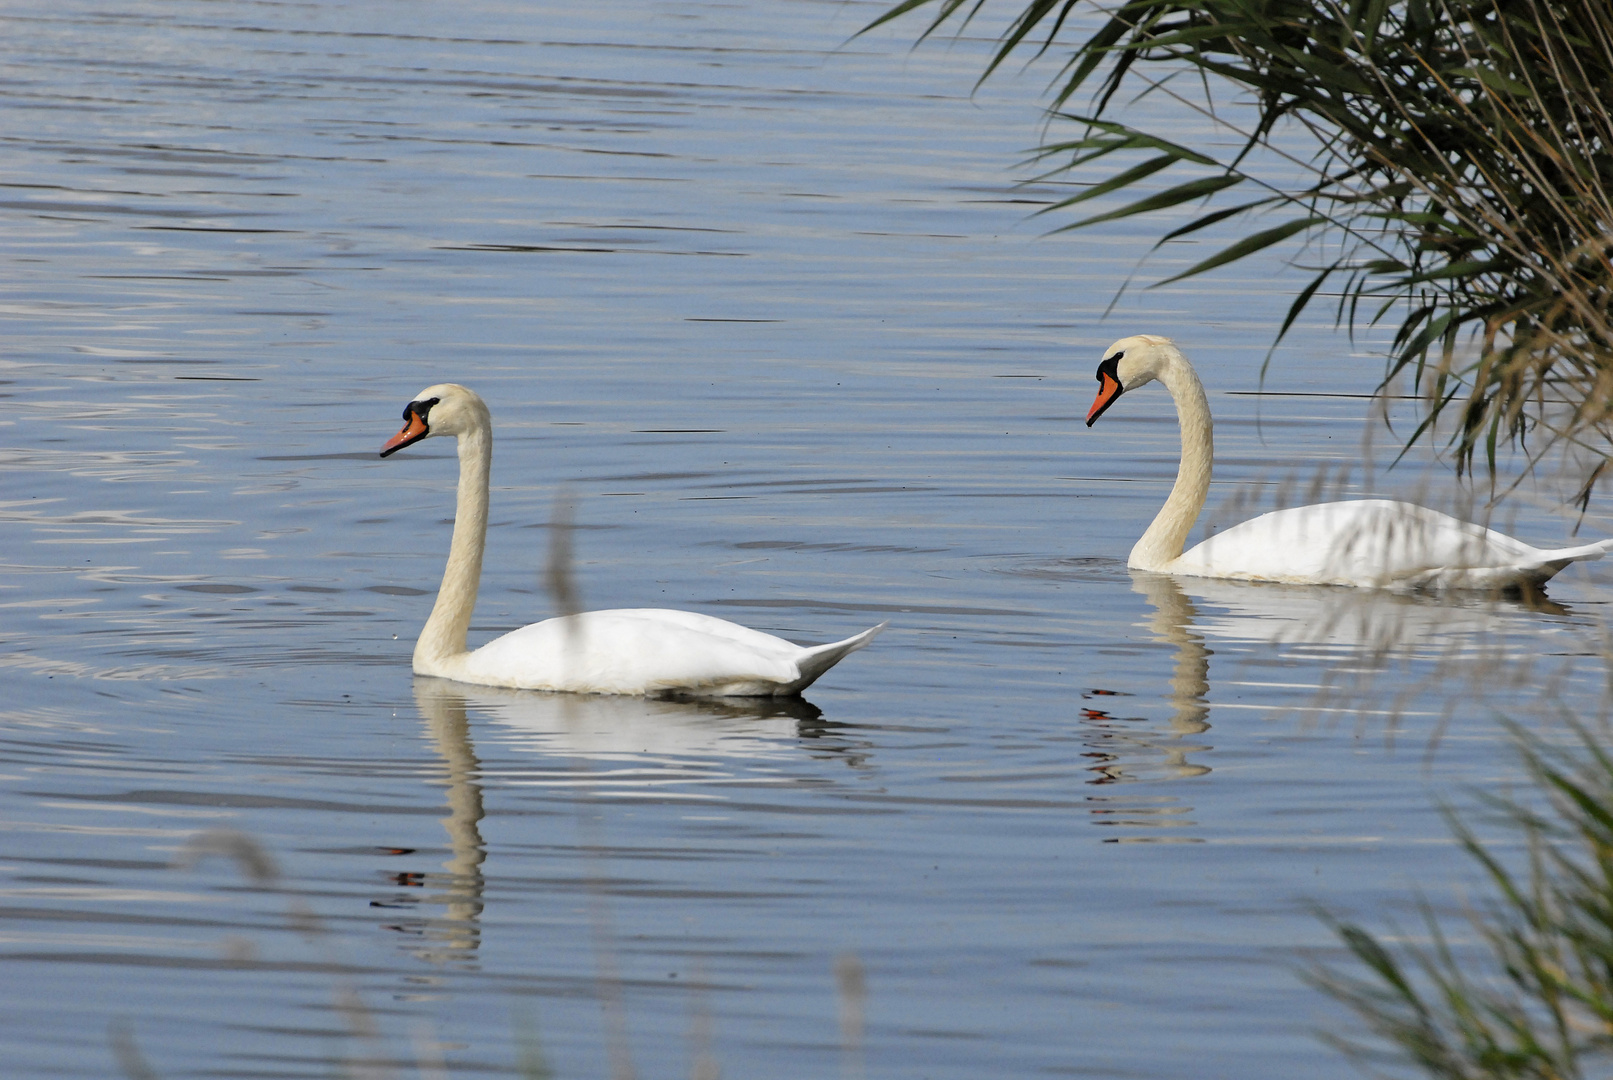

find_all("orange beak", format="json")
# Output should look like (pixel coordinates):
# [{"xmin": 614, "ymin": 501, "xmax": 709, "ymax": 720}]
[
  {"xmin": 381, "ymin": 410, "xmax": 430, "ymax": 457},
  {"xmin": 1086, "ymin": 371, "xmax": 1123, "ymax": 426}
]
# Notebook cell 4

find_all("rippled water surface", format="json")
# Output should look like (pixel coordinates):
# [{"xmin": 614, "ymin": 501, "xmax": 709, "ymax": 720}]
[{"xmin": 4, "ymin": 2, "xmax": 1611, "ymax": 1077}]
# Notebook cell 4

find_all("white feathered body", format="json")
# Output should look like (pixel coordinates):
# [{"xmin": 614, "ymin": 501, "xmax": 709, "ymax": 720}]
[
  {"xmin": 380, "ymin": 383, "xmax": 882, "ymax": 697},
  {"xmin": 422, "ymin": 608, "xmax": 882, "ymax": 697},
  {"xmin": 1167, "ymin": 499, "xmax": 1612, "ymax": 589},
  {"xmin": 1088, "ymin": 335, "xmax": 1611, "ymax": 591}
]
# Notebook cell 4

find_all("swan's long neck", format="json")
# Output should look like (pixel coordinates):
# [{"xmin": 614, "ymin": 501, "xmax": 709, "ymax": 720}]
[
  {"xmin": 1129, "ymin": 349, "xmax": 1212, "ymax": 571},
  {"xmin": 415, "ymin": 422, "xmax": 491, "ymax": 671}
]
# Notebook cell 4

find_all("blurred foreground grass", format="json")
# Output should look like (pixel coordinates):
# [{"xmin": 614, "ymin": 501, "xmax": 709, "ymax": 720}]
[{"xmin": 1315, "ymin": 715, "xmax": 1613, "ymax": 1079}]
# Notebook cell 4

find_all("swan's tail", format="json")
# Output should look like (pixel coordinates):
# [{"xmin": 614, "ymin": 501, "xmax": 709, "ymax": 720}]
[
  {"xmin": 1529, "ymin": 537, "xmax": 1613, "ymax": 581},
  {"xmin": 783, "ymin": 622, "xmax": 887, "ymax": 695}
]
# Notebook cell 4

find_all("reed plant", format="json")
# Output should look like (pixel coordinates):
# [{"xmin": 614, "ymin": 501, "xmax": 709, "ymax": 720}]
[
  {"xmin": 1310, "ymin": 718, "xmax": 1613, "ymax": 1078},
  {"xmin": 869, "ymin": 0, "xmax": 1613, "ymax": 494}
]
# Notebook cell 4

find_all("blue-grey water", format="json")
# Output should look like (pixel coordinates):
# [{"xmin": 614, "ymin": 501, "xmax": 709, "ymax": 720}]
[{"xmin": 3, "ymin": 2, "xmax": 1610, "ymax": 1077}]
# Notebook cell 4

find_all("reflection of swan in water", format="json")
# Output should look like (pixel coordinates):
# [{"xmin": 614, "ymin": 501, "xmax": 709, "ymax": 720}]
[
  {"xmin": 410, "ymin": 678, "xmax": 488, "ymax": 966},
  {"xmin": 443, "ymin": 679, "xmax": 832, "ymax": 765},
  {"xmin": 1134, "ymin": 574, "xmax": 1211, "ymax": 742},
  {"xmin": 1160, "ymin": 573, "xmax": 1575, "ymax": 658},
  {"xmin": 1074, "ymin": 573, "xmax": 1211, "ymax": 836},
  {"xmin": 1075, "ymin": 573, "xmax": 1213, "ymax": 788},
  {"xmin": 1089, "ymin": 572, "xmax": 1570, "ymax": 834},
  {"xmin": 1120, "ymin": 573, "xmax": 1211, "ymax": 779},
  {"xmin": 416, "ymin": 675, "xmax": 869, "ymax": 814},
  {"xmin": 399, "ymin": 679, "xmax": 864, "ymax": 966}
]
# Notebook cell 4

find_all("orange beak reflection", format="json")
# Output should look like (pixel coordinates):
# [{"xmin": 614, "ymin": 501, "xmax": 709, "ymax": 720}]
[
  {"xmin": 381, "ymin": 411, "xmax": 430, "ymax": 457},
  {"xmin": 1086, "ymin": 371, "xmax": 1123, "ymax": 426}
]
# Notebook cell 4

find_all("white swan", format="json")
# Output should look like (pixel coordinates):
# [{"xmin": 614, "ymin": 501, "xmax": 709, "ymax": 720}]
[
  {"xmin": 1084, "ymin": 335, "xmax": 1613, "ymax": 589},
  {"xmin": 380, "ymin": 384, "xmax": 882, "ymax": 695}
]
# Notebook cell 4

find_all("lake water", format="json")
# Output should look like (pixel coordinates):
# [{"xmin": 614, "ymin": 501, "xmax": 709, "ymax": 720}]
[{"xmin": 4, "ymin": 1, "xmax": 1611, "ymax": 1077}]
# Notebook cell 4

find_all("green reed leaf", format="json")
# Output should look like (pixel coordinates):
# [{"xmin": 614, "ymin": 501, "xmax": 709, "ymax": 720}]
[{"xmin": 1153, "ymin": 216, "xmax": 1325, "ymax": 285}]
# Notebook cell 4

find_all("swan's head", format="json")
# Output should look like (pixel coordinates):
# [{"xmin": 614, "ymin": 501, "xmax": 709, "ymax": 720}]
[
  {"xmin": 1085, "ymin": 334, "xmax": 1179, "ymax": 426},
  {"xmin": 380, "ymin": 383, "xmax": 490, "ymax": 457}
]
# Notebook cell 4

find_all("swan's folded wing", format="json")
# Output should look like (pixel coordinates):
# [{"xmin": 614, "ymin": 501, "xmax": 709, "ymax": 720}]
[
  {"xmin": 1174, "ymin": 501, "xmax": 1546, "ymax": 587},
  {"xmin": 460, "ymin": 609, "xmax": 802, "ymax": 695}
]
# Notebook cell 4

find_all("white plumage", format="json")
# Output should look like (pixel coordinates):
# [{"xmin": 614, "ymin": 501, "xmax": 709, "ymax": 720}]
[
  {"xmin": 455, "ymin": 607, "xmax": 879, "ymax": 696},
  {"xmin": 380, "ymin": 383, "xmax": 882, "ymax": 695},
  {"xmin": 1085, "ymin": 335, "xmax": 1612, "ymax": 589}
]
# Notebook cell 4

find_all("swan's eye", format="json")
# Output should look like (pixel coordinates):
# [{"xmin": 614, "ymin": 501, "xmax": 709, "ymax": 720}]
[{"xmin": 403, "ymin": 397, "xmax": 441, "ymax": 422}]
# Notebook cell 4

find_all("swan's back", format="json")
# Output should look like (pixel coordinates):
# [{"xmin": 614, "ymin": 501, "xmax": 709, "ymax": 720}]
[
  {"xmin": 457, "ymin": 608, "xmax": 870, "ymax": 696},
  {"xmin": 1171, "ymin": 500, "xmax": 1605, "ymax": 589}
]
